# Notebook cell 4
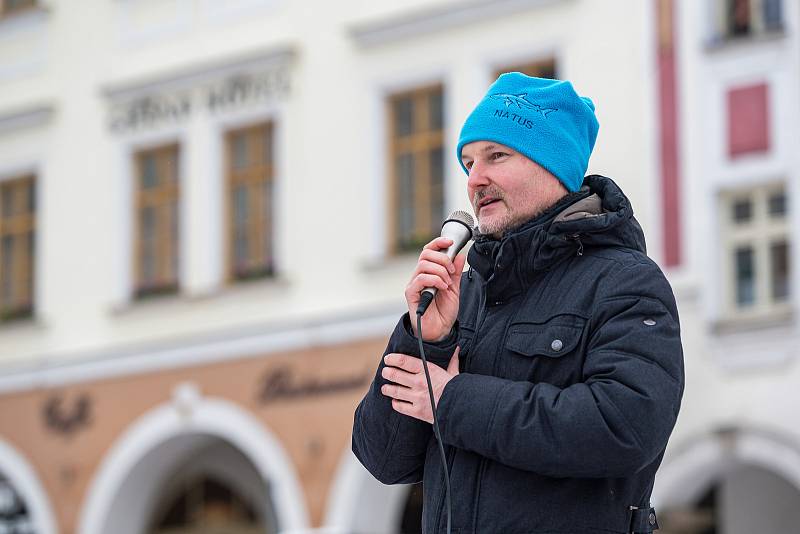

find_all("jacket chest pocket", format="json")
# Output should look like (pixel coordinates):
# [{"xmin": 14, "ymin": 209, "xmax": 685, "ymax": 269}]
[{"xmin": 502, "ymin": 314, "xmax": 586, "ymax": 385}]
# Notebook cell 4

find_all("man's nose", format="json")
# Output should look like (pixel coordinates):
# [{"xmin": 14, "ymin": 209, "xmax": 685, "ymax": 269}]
[{"xmin": 467, "ymin": 160, "xmax": 490, "ymax": 190}]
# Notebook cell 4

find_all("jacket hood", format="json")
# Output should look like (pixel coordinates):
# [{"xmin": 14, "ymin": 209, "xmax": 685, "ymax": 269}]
[{"xmin": 468, "ymin": 175, "xmax": 647, "ymax": 294}]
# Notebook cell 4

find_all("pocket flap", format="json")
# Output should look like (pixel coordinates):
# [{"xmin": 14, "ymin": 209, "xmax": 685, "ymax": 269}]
[{"xmin": 506, "ymin": 320, "xmax": 583, "ymax": 358}]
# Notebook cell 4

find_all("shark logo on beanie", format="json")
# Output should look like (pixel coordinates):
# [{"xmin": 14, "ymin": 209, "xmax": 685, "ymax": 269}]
[
  {"xmin": 457, "ymin": 72, "xmax": 599, "ymax": 192},
  {"xmin": 489, "ymin": 93, "xmax": 558, "ymax": 117}
]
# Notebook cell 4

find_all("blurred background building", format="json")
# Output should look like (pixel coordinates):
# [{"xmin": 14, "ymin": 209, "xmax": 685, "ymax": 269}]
[{"xmin": 0, "ymin": 0, "xmax": 797, "ymax": 533}]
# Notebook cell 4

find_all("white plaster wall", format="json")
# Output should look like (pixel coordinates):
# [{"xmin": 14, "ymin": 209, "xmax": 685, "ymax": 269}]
[{"xmin": 0, "ymin": 0, "xmax": 657, "ymax": 366}]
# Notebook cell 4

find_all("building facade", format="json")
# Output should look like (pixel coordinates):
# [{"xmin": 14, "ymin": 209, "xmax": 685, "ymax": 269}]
[{"xmin": 0, "ymin": 0, "xmax": 797, "ymax": 533}]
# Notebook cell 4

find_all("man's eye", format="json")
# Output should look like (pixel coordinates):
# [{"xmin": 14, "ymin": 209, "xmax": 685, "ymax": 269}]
[
  {"xmin": 464, "ymin": 161, "xmax": 473, "ymax": 170},
  {"xmin": 491, "ymin": 152, "xmax": 507, "ymax": 160}
]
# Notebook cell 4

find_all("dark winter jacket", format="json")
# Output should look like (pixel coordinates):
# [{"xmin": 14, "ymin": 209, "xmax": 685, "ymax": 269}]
[{"xmin": 352, "ymin": 175, "xmax": 685, "ymax": 534}]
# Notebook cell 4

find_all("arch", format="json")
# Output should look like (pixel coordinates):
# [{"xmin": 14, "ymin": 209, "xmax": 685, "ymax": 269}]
[
  {"xmin": 653, "ymin": 427, "xmax": 800, "ymax": 508},
  {"xmin": 0, "ymin": 438, "xmax": 58, "ymax": 534},
  {"xmin": 78, "ymin": 393, "xmax": 309, "ymax": 534},
  {"xmin": 322, "ymin": 447, "xmax": 412, "ymax": 534}
]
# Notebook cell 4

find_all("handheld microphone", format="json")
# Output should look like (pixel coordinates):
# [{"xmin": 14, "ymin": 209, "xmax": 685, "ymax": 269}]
[{"xmin": 416, "ymin": 210, "xmax": 475, "ymax": 316}]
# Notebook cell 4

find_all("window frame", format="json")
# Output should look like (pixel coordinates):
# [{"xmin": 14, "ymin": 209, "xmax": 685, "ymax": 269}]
[
  {"xmin": 386, "ymin": 84, "xmax": 445, "ymax": 256},
  {"xmin": 0, "ymin": 174, "xmax": 36, "ymax": 322},
  {"xmin": 719, "ymin": 182, "xmax": 790, "ymax": 321},
  {"xmin": 132, "ymin": 143, "xmax": 181, "ymax": 299},
  {"xmin": 710, "ymin": 0, "xmax": 785, "ymax": 43},
  {"xmin": 223, "ymin": 121, "xmax": 276, "ymax": 283}
]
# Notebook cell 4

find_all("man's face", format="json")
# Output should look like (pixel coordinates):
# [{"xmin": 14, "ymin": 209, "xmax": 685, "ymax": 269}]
[{"xmin": 460, "ymin": 141, "xmax": 567, "ymax": 237}]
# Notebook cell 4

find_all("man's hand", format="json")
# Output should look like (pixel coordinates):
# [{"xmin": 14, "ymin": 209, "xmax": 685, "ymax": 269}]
[
  {"xmin": 405, "ymin": 236, "xmax": 467, "ymax": 342},
  {"xmin": 380, "ymin": 348, "xmax": 460, "ymax": 424}
]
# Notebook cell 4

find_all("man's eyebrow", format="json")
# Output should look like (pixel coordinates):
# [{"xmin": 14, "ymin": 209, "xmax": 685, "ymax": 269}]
[{"xmin": 461, "ymin": 144, "xmax": 498, "ymax": 161}]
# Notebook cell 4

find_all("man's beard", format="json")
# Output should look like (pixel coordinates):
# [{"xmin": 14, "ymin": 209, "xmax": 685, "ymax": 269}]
[{"xmin": 474, "ymin": 187, "xmax": 544, "ymax": 237}]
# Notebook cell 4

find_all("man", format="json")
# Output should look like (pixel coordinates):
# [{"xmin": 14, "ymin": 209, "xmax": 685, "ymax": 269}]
[{"xmin": 352, "ymin": 73, "xmax": 684, "ymax": 533}]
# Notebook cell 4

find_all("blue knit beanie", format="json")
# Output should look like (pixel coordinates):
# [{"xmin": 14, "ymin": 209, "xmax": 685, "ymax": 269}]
[{"xmin": 456, "ymin": 73, "xmax": 599, "ymax": 192}]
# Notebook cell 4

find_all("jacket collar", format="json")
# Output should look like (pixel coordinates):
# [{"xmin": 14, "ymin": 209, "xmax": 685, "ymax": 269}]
[{"xmin": 467, "ymin": 175, "xmax": 646, "ymax": 302}]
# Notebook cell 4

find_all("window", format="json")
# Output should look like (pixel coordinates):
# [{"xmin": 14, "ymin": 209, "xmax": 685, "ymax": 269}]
[
  {"xmin": 712, "ymin": 0, "xmax": 784, "ymax": 42},
  {"xmin": 388, "ymin": 85, "xmax": 445, "ymax": 254},
  {"xmin": 720, "ymin": 183, "xmax": 790, "ymax": 319},
  {"xmin": 225, "ymin": 122, "xmax": 275, "ymax": 281},
  {"xmin": 494, "ymin": 58, "xmax": 557, "ymax": 80},
  {"xmin": 0, "ymin": 176, "xmax": 35, "ymax": 322},
  {"xmin": 0, "ymin": 0, "xmax": 37, "ymax": 18},
  {"xmin": 134, "ymin": 145, "xmax": 180, "ymax": 298}
]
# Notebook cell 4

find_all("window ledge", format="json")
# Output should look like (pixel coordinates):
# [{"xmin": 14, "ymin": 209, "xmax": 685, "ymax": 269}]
[
  {"xmin": 704, "ymin": 28, "xmax": 787, "ymax": 54},
  {"xmin": 710, "ymin": 306, "xmax": 793, "ymax": 336},
  {"xmin": 109, "ymin": 276, "xmax": 292, "ymax": 317},
  {"xmin": 0, "ymin": 315, "xmax": 45, "ymax": 334}
]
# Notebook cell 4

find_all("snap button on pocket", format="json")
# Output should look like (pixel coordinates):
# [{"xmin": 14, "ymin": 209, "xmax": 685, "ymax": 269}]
[
  {"xmin": 643, "ymin": 318, "xmax": 656, "ymax": 326},
  {"xmin": 551, "ymin": 339, "xmax": 564, "ymax": 352}
]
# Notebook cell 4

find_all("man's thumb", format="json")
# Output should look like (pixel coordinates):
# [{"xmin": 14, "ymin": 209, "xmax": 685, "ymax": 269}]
[{"xmin": 447, "ymin": 346, "xmax": 460, "ymax": 374}]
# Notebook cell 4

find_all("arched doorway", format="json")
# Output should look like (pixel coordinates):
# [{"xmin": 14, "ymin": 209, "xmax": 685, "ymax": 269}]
[
  {"xmin": 654, "ymin": 428, "xmax": 800, "ymax": 533},
  {"xmin": 80, "ymin": 394, "xmax": 309, "ymax": 534},
  {"xmin": 146, "ymin": 438, "xmax": 279, "ymax": 534}
]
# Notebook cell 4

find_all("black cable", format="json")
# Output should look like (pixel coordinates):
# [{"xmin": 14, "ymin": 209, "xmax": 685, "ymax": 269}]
[{"xmin": 415, "ymin": 311, "xmax": 452, "ymax": 534}]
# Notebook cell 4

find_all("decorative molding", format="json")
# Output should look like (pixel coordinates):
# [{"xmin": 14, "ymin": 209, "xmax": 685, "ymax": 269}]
[
  {"xmin": 42, "ymin": 392, "xmax": 93, "ymax": 436},
  {"xmin": 103, "ymin": 46, "xmax": 295, "ymax": 135},
  {"xmin": 0, "ymin": 305, "xmax": 403, "ymax": 394},
  {"xmin": 349, "ymin": 0, "xmax": 570, "ymax": 48},
  {"xmin": 0, "ymin": 105, "xmax": 54, "ymax": 136}
]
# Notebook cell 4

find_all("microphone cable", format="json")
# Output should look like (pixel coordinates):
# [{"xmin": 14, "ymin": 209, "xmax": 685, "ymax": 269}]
[{"xmin": 415, "ymin": 310, "xmax": 452, "ymax": 534}]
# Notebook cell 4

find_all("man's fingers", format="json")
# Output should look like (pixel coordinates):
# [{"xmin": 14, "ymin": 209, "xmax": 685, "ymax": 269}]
[
  {"xmin": 419, "ymin": 249, "xmax": 456, "ymax": 274},
  {"xmin": 384, "ymin": 353, "xmax": 423, "ymax": 373},
  {"xmin": 422, "ymin": 237, "xmax": 453, "ymax": 252},
  {"xmin": 413, "ymin": 259, "xmax": 453, "ymax": 285},
  {"xmin": 391, "ymin": 399, "xmax": 417, "ymax": 416},
  {"xmin": 406, "ymin": 273, "xmax": 449, "ymax": 294},
  {"xmin": 381, "ymin": 383, "xmax": 416, "ymax": 403},
  {"xmin": 381, "ymin": 365, "xmax": 419, "ymax": 388}
]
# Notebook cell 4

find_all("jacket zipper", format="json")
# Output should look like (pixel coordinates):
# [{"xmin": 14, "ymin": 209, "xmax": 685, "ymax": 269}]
[{"xmin": 466, "ymin": 286, "xmax": 488, "ymax": 371}]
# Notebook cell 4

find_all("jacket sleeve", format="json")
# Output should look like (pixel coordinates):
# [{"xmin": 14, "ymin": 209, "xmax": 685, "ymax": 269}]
[
  {"xmin": 436, "ymin": 262, "xmax": 685, "ymax": 478},
  {"xmin": 352, "ymin": 313, "xmax": 459, "ymax": 484}
]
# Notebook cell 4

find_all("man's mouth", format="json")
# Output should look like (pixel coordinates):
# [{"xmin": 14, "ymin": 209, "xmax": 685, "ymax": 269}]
[{"xmin": 477, "ymin": 197, "xmax": 501, "ymax": 210}]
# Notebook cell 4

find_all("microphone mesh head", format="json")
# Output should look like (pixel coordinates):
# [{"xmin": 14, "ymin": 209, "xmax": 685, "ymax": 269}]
[
  {"xmin": 445, "ymin": 210, "xmax": 475, "ymax": 238},
  {"xmin": 447, "ymin": 210, "xmax": 475, "ymax": 228}
]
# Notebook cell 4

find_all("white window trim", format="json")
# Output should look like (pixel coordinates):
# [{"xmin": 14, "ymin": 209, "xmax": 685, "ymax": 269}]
[
  {"xmin": 362, "ymin": 68, "xmax": 453, "ymax": 266},
  {"xmin": 208, "ymin": 103, "xmax": 286, "ymax": 291}
]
